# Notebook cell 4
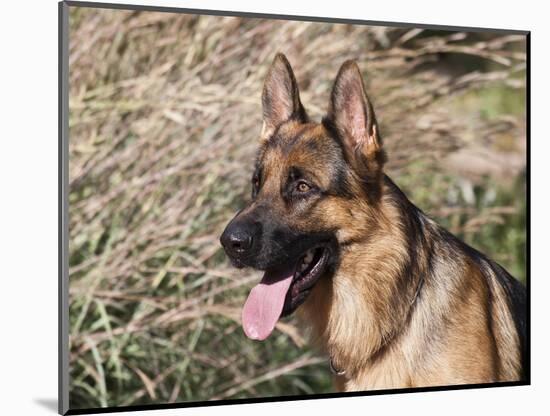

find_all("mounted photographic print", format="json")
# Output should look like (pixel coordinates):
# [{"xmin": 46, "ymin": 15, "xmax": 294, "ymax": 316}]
[{"xmin": 59, "ymin": 1, "xmax": 530, "ymax": 414}]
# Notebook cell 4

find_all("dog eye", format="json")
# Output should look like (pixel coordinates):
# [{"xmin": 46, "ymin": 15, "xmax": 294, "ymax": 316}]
[
  {"xmin": 252, "ymin": 172, "xmax": 261, "ymax": 189},
  {"xmin": 251, "ymin": 177, "xmax": 260, "ymax": 197},
  {"xmin": 296, "ymin": 181, "xmax": 311, "ymax": 193}
]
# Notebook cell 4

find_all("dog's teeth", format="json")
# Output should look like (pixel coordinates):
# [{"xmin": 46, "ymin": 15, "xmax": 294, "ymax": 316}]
[{"xmin": 298, "ymin": 250, "xmax": 315, "ymax": 274}]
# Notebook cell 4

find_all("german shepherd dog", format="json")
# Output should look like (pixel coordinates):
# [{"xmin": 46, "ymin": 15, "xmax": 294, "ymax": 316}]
[{"xmin": 220, "ymin": 53, "xmax": 527, "ymax": 391}]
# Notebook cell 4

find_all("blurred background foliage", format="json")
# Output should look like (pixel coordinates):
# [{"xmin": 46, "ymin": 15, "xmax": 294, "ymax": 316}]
[{"xmin": 68, "ymin": 6, "xmax": 527, "ymax": 410}]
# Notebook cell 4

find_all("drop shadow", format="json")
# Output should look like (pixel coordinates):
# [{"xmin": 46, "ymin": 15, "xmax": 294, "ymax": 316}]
[{"xmin": 34, "ymin": 398, "xmax": 58, "ymax": 413}]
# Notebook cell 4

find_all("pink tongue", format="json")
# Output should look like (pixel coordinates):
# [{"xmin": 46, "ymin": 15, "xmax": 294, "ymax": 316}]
[{"xmin": 241, "ymin": 264, "xmax": 295, "ymax": 340}]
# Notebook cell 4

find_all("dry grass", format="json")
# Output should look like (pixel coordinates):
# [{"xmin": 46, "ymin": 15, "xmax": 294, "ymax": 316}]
[{"xmin": 67, "ymin": 6, "xmax": 527, "ymax": 409}]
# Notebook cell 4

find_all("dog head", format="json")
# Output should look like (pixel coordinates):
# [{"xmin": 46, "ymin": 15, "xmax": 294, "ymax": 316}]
[{"xmin": 220, "ymin": 53, "xmax": 387, "ymax": 340}]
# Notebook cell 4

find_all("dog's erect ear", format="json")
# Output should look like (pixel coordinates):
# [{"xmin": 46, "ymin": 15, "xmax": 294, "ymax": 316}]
[
  {"xmin": 261, "ymin": 53, "xmax": 307, "ymax": 141},
  {"xmin": 327, "ymin": 61, "xmax": 386, "ymax": 181}
]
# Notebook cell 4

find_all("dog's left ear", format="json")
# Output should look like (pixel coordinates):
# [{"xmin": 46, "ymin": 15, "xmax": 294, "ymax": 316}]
[
  {"xmin": 327, "ymin": 61, "xmax": 386, "ymax": 181},
  {"xmin": 261, "ymin": 53, "xmax": 308, "ymax": 141}
]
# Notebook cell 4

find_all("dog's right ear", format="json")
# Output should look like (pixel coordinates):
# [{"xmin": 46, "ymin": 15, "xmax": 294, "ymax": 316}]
[{"xmin": 261, "ymin": 53, "xmax": 307, "ymax": 141}]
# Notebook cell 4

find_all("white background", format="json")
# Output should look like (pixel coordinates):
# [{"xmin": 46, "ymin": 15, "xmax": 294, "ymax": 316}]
[{"xmin": 0, "ymin": 0, "xmax": 547, "ymax": 414}]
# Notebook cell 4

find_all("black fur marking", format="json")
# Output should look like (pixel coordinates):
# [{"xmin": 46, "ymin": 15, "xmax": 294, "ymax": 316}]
[
  {"xmin": 323, "ymin": 117, "xmax": 383, "ymax": 201},
  {"xmin": 329, "ymin": 158, "xmax": 354, "ymax": 199},
  {"xmin": 488, "ymin": 260, "xmax": 527, "ymax": 379},
  {"xmin": 304, "ymin": 138, "xmax": 321, "ymax": 152},
  {"xmin": 367, "ymin": 175, "xmax": 433, "ymax": 358}
]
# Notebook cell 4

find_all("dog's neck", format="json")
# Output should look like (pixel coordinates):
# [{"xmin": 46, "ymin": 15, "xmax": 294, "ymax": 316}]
[{"xmin": 298, "ymin": 175, "xmax": 430, "ymax": 380}]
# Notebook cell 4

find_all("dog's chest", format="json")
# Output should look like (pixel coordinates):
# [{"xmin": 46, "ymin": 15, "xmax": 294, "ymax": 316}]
[{"xmin": 343, "ymin": 357, "xmax": 413, "ymax": 391}]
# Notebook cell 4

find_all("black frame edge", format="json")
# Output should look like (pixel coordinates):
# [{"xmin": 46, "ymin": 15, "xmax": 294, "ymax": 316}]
[
  {"xmin": 525, "ymin": 31, "xmax": 531, "ymax": 385},
  {"xmin": 59, "ymin": 1, "xmax": 70, "ymax": 415},
  {"xmin": 63, "ymin": 0, "xmax": 530, "ymax": 35},
  {"xmin": 66, "ymin": 381, "xmax": 529, "ymax": 415}
]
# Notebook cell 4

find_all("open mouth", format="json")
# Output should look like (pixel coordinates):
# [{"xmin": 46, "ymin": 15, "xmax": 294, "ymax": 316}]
[{"xmin": 241, "ymin": 246, "xmax": 330, "ymax": 341}]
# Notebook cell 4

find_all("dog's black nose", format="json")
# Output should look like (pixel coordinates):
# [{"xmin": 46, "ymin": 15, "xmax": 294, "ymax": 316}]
[
  {"xmin": 220, "ymin": 223, "xmax": 255, "ymax": 257},
  {"xmin": 226, "ymin": 231, "xmax": 252, "ymax": 252}
]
